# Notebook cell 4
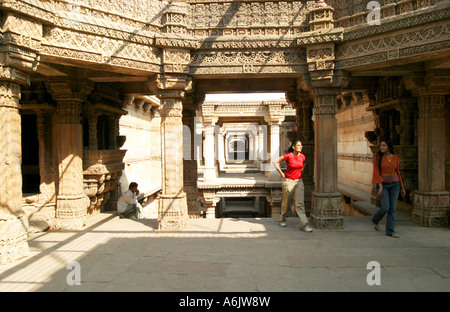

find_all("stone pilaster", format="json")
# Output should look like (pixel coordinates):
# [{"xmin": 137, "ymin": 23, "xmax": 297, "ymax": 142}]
[
  {"xmin": 310, "ymin": 87, "xmax": 344, "ymax": 229},
  {"xmin": 46, "ymin": 78, "xmax": 94, "ymax": 230},
  {"xmin": 404, "ymin": 71, "xmax": 450, "ymax": 226}
]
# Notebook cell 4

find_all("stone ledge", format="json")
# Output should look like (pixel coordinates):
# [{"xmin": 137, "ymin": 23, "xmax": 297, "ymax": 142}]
[
  {"xmin": 338, "ymin": 183, "xmax": 377, "ymax": 216},
  {"xmin": 352, "ymin": 201, "xmax": 378, "ymax": 216},
  {"xmin": 338, "ymin": 183, "xmax": 371, "ymax": 202}
]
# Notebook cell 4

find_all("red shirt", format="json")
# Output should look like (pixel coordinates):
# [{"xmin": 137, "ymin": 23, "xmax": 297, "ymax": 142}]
[{"xmin": 283, "ymin": 152, "xmax": 305, "ymax": 180}]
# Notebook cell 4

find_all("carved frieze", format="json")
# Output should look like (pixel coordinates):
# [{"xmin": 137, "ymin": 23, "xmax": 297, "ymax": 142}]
[
  {"xmin": 41, "ymin": 26, "xmax": 160, "ymax": 72},
  {"xmin": 162, "ymin": 48, "xmax": 191, "ymax": 74},
  {"xmin": 190, "ymin": 49, "xmax": 307, "ymax": 75},
  {"xmin": 188, "ymin": 1, "xmax": 309, "ymax": 36},
  {"xmin": 1, "ymin": 13, "xmax": 42, "ymax": 52},
  {"xmin": 331, "ymin": 0, "xmax": 446, "ymax": 30},
  {"xmin": 337, "ymin": 19, "xmax": 450, "ymax": 69}
]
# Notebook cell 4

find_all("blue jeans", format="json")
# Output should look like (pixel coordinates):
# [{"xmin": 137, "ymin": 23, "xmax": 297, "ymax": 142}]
[{"xmin": 372, "ymin": 182, "xmax": 400, "ymax": 236}]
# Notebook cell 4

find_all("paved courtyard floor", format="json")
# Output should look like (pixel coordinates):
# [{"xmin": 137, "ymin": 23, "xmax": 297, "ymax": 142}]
[{"xmin": 0, "ymin": 211, "xmax": 448, "ymax": 292}]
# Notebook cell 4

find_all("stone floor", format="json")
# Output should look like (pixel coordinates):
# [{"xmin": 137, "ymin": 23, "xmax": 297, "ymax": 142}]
[{"xmin": 0, "ymin": 211, "xmax": 448, "ymax": 293}]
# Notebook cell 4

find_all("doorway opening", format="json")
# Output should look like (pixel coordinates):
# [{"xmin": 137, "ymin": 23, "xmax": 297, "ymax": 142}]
[{"xmin": 21, "ymin": 114, "xmax": 40, "ymax": 194}]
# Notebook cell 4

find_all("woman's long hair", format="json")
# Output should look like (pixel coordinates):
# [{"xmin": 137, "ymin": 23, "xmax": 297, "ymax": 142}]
[
  {"xmin": 378, "ymin": 139, "xmax": 394, "ymax": 172},
  {"xmin": 288, "ymin": 139, "xmax": 302, "ymax": 153}
]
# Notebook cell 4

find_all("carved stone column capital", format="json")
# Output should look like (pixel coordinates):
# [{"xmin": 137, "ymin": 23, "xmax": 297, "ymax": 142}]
[
  {"xmin": 46, "ymin": 78, "xmax": 94, "ymax": 124},
  {"xmin": 45, "ymin": 78, "xmax": 94, "ymax": 102},
  {"xmin": 312, "ymin": 87, "xmax": 342, "ymax": 116},
  {"xmin": 149, "ymin": 74, "xmax": 191, "ymax": 94},
  {"xmin": 263, "ymin": 102, "xmax": 285, "ymax": 125},
  {"xmin": 0, "ymin": 81, "xmax": 21, "ymax": 109}
]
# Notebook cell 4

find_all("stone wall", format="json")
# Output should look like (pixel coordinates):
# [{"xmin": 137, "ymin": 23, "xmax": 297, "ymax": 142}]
[
  {"xmin": 118, "ymin": 101, "xmax": 161, "ymax": 205},
  {"xmin": 336, "ymin": 98, "xmax": 375, "ymax": 195}
]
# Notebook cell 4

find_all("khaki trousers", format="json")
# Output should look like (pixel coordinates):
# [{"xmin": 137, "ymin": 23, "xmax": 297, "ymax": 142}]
[{"xmin": 280, "ymin": 178, "xmax": 309, "ymax": 227}]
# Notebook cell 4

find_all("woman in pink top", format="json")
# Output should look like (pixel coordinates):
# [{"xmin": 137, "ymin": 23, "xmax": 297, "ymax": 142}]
[
  {"xmin": 273, "ymin": 140, "xmax": 313, "ymax": 232},
  {"xmin": 372, "ymin": 140, "xmax": 406, "ymax": 238}
]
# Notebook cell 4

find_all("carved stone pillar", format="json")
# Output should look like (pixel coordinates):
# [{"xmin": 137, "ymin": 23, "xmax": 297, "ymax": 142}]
[
  {"xmin": 35, "ymin": 110, "xmax": 56, "ymax": 204},
  {"xmin": 310, "ymin": 87, "xmax": 344, "ymax": 229},
  {"xmin": 0, "ymin": 80, "xmax": 30, "ymax": 264},
  {"xmin": 405, "ymin": 71, "xmax": 449, "ymax": 226},
  {"xmin": 155, "ymin": 0, "xmax": 191, "ymax": 226},
  {"xmin": 257, "ymin": 125, "xmax": 267, "ymax": 170},
  {"xmin": 414, "ymin": 93, "xmax": 449, "ymax": 226},
  {"xmin": 269, "ymin": 122, "xmax": 281, "ymax": 180},
  {"xmin": 265, "ymin": 104, "xmax": 285, "ymax": 181},
  {"xmin": 46, "ymin": 78, "xmax": 94, "ymax": 230},
  {"xmin": 0, "ymin": 81, "xmax": 24, "ymax": 219},
  {"xmin": 203, "ymin": 120, "xmax": 218, "ymax": 182},
  {"xmin": 0, "ymin": 12, "xmax": 41, "ymax": 263},
  {"xmin": 154, "ymin": 74, "xmax": 190, "ymax": 230}
]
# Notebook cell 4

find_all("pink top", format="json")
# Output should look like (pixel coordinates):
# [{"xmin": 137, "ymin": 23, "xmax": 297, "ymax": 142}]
[{"xmin": 372, "ymin": 154, "xmax": 403, "ymax": 185}]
